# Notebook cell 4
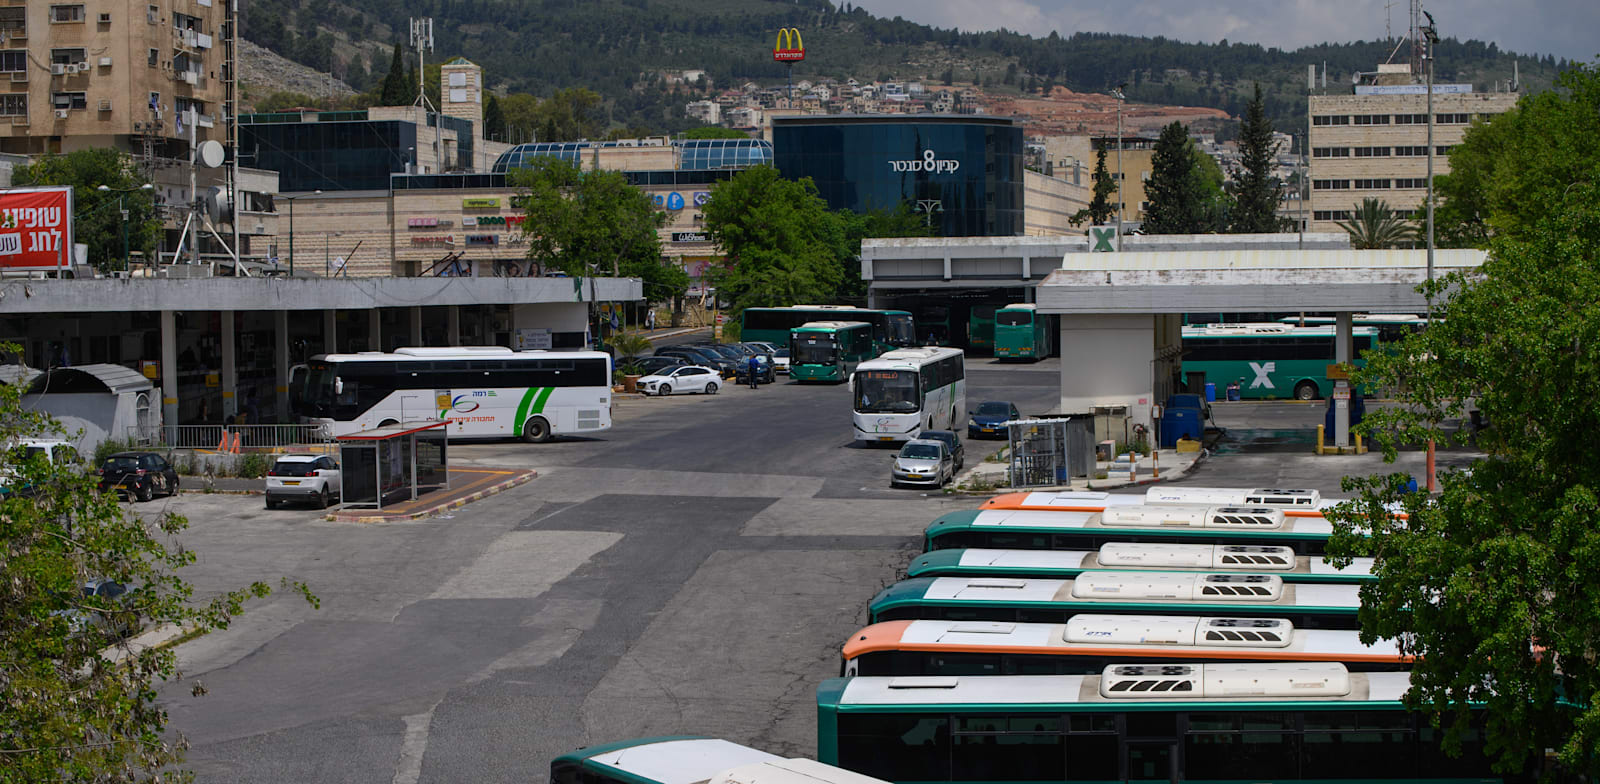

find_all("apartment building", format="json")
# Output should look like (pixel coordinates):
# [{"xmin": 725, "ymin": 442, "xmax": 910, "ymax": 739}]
[{"xmin": 1307, "ymin": 63, "xmax": 1518, "ymax": 232}]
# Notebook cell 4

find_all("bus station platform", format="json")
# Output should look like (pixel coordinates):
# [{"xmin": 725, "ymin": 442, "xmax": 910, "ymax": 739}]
[{"xmin": 327, "ymin": 466, "xmax": 536, "ymax": 523}]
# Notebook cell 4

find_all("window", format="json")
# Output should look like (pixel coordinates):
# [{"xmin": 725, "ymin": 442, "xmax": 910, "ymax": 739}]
[
  {"xmin": 1353, "ymin": 146, "xmax": 1390, "ymax": 157},
  {"xmin": 49, "ymin": 4, "xmax": 84, "ymax": 22},
  {"xmin": 176, "ymin": 96, "xmax": 204, "ymax": 117},
  {"xmin": 1312, "ymin": 114, "xmax": 1349, "ymax": 126},
  {"xmin": 148, "ymin": 48, "xmax": 158, "ymax": 66},
  {"xmin": 147, "ymin": 4, "xmax": 158, "ymax": 24},
  {"xmin": 1312, "ymin": 147, "xmax": 1349, "ymax": 158},
  {"xmin": 51, "ymin": 92, "xmax": 86, "ymax": 110},
  {"xmin": 1353, "ymin": 114, "xmax": 1390, "ymax": 125},
  {"xmin": 0, "ymin": 7, "xmax": 25, "ymax": 33},
  {"xmin": 1394, "ymin": 113, "xmax": 1428, "ymax": 124},
  {"xmin": 1394, "ymin": 177, "xmax": 1427, "ymax": 189},
  {"xmin": 50, "ymin": 48, "xmax": 86, "ymax": 65},
  {"xmin": 1393, "ymin": 145, "xmax": 1429, "ymax": 156},
  {"xmin": 1436, "ymin": 145, "xmax": 1453, "ymax": 155},
  {"xmin": 1436, "ymin": 113, "xmax": 1469, "ymax": 124},
  {"xmin": 1354, "ymin": 179, "xmax": 1391, "ymax": 189},
  {"xmin": 837, "ymin": 715, "xmax": 951, "ymax": 782},
  {"xmin": 0, "ymin": 52, "xmax": 24, "ymax": 73},
  {"xmin": 1313, "ymin": 210, "xmax": 1353, "ymax": 221},
  {"xmin": 0, "ymin": 95, "xmax": 26, "ymax": 116},
  {"xmin": 1312, "ymin": 179, "xmax": 1351, "ymax": 190}
]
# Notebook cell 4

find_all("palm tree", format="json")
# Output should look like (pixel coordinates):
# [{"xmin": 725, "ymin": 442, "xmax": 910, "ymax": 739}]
[{"xmin": 1336, "ymin": 198, "xmax": 1419, "ymax": 249}]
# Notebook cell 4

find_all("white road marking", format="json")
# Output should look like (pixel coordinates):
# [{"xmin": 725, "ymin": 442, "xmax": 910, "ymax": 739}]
[{"xmin": 392, "ymin": 704, "xmax": 437, "ymax": 784}]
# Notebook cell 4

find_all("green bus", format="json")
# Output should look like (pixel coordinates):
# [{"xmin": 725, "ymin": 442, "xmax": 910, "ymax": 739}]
[
  {"xmin": 994, "ymin": 304, "xmax": 1053, "ymax": 360},
  {"xmin": 867, "ymin": 575, "xmax": 1363, "ymax": 629},
  {"xmin": 790, "ymin": 321, "xmax": 876, "ymax": 383},
  {"xmin": 817, "ymin": 665, "xmax": 1549, "ymax": 784},
  {"xmin": 1181, "ymin": 323, "xmax": 1377, "ymax": 401},
  {"xmin": 906, "ymin": 544, "xmax": 1375, "ymax": 585},
  {"xmin": 966, "ymin": 305, "xmax": 998, "ymax": 354},
  {"xmin": 741, "ymin": 307, "xmax": 914, "ymax": 354}
]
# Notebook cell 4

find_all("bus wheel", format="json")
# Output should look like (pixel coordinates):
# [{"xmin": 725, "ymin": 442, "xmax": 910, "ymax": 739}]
[
  {"xmin": 379, "ymin": 419, "xmax": 398, "ymax": 428},
  {"xmin": 522, "ymin": 417, "xmax": 552, "ymax": 443},
  {"xmin": 1294, "ymin": 381, "xmax": 1318, "ymax": 401}
]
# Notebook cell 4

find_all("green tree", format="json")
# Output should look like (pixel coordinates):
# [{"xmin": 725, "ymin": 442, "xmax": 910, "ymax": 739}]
[
  {"xmin": 0, "ymin": 377, "xmax": 316, "ymax": 780},
  {"xmin": 254, "ymin": 91, "xmax": 319, "ymax": 113},
  {"xmin": 1325, "ymin": 183, "xmax": 1600, "ymax": 777},
  {"xmin": 682, "ymin": 126, "xmax": 748, "ymax": 139},
  {"xmin": 483, "ymin": 93, "xmax": 506, "ymax": 141},
  {"xmin": 534, "ymin": 87, "xmax": 606, "ymax": 141},
  {"xmin": 13, "ymin": 149, "xmax": 160, "ymax": 273},
  {"xmin": 701, "ymin": 165, "xmax": 844, "ymax": 315},
  {"xmin": 1142, "ymin": 121, "xmax": 1211, "ymax": 234},
  {"xmin": 1434, "ymin": 64, "xmax": 1600, "ymax": 248},
  {"xmin": 1069, "ymin": 146, "xmax": 1117, "ymax": 227},
  {"xmin": 499, "ymin": 93, "xmax": 541, "ymax": 144},
  {"xmin": 832, "ymin": 202, "xmax": 934, "ymax": 300},
  {"xmin": 1228, "ymin": 82, "xmax": 1288, "ymax": 233},
  {"xmin": 1335, "ymin": 198, "xmax": 1417, "ymax": 248},
  {"xmin": 511, "ymin": 158, "xmax": 682, "ymax": 299},
  {"xmin": 379, "ymin": 42, "xmax": 407, "ymax": 106}
]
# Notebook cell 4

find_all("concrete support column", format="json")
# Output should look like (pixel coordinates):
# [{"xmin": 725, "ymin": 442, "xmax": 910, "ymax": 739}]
[
  {"xmin": 1021, "ymin": 256, "xmax": 1031, "ymax": 281},
  {"xmin": 409, "ymin": 306, "xmax": 423, "ymax": 346},
  {"xmin": 274, "ymin": 310, "xmax": 290, "ymax": 422},
  {"xmin": 446, "ymin": 306, "xmax": 461, "ymax": 346},
  {"xmin": 323, "ymin": 310, "xmax": 338, "ymax": 355},
  {"xmin": 160, "ymin": 309, "xmax": 178, "ymax": 436},
  {"xmin": 369, "ymin": 308, "xmax": 382, "ymax": 352},
  {"xmin": 942, "ymin": 256, "xmax": 953, "ymax": 281},
  {"xmin": 1058, "ymin": 313, "xmax": 1155, "ymax": 435},
  {"xmin": 221, "ymin": 310, "xmax": 237, "ymax": 421},
  {"xmin": 1333, "ymin": 312, "xmax": 1354, "ymax": 447}
]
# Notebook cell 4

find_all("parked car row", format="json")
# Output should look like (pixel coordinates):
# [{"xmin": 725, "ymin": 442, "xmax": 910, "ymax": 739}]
[{"xmin": 620, "ymin": 341, "xmax": 786, "ymax": 397}]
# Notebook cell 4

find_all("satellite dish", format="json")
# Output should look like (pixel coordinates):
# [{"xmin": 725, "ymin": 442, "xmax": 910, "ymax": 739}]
[
  {"xmin": 204, "ymin": 186, "xmax": 233, "ymax": 224},
  {"xmin": 196, "ymin": 139, "xmax": 225, "ymax": 169}
]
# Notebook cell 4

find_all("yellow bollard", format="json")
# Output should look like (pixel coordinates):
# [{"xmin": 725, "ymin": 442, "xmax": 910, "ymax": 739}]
[
  {"xmin": 1315, "ymin": 424, "xmax": 1325, "ymax": 455},
  {"xmin": 1152, "ymin": 450, "xmax": 1160, "ymax": 479}
]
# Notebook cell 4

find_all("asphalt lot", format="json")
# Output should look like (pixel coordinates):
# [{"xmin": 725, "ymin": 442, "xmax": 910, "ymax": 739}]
[{"xmin": 151, "ymin": 363, "xmax": 1480, "ymax": 783}]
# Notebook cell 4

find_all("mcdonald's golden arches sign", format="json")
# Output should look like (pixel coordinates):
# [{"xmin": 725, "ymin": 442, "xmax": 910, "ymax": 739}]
[{"xmin": 773, "ymin": 28, "xmax": 805, "ymax": 62}]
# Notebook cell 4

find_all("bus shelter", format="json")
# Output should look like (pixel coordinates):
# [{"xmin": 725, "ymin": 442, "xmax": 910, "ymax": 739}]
[{"xmin": 335, "ymin": 420, "xmax": 450, "ymax": 510}]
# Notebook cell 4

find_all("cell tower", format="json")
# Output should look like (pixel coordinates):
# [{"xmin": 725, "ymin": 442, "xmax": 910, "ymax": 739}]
[
  {"xmin": 410, "ymin": 17, "xmax": 435, "ymax": 111},
  {"xmin": 1409, "ymin": 0, "xmax": 1424, "ymax": 75}
]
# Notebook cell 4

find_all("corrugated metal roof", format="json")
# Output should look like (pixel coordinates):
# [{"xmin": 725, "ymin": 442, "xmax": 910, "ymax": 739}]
[
  {"xmin": 27, "ymin": 364, "xmax": 152, "ymax": 395},
  {"xmin": 0, "ymin": 364, "xmax": 39, "ymax": 387}
]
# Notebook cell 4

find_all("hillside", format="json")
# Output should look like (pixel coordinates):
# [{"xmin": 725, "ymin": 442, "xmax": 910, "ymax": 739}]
[{"xmin": 240, "ymin": 0, "xmax": 1570, "ymax": 137}]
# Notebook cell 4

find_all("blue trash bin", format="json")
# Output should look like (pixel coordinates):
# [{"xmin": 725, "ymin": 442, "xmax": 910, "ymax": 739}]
[
  {"xmin": 1159, "ymin": 407, "xmax": 1202, "ymax": 448},
  {"xmin": 1204, "ymin": 382, "xmax": 1217, "ymax": 402},
  {"xmin": 1226, "ymin": 382, "xmax": 1241, "ymax": 402}
]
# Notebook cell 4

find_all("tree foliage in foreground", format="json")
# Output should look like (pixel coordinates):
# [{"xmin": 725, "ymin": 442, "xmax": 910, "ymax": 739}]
[
  {"xmin": 1434, "ymin": 63, "xmax": 1600, "ymax": 249},
  {"xmin": 0, "ymin": 376, "xmax": 317, "ymax": 781},
  {"xmin": 1324, "ymin": 184, "xmax": 1600, "ymax": 777}
]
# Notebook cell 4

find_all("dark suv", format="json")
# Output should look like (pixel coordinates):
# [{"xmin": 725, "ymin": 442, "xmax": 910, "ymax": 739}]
[
  {"xmin": 696, "ymin": 343, "xmax": 775, "ymax": 383},
  {"xmin": 97, "ymin": 451, "xmax": 180, "ymax": 502},
  {"xmin": 655, "ymin": 346, "xmax": 737, "ymax": 378}
]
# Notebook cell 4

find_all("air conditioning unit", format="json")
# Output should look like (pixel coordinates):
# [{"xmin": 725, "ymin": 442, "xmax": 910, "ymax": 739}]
[
  {"xmin": 98, "ymin": 56, "xmax": 111, "ymax": 67},
  {"xmin": 182, "ymin": 71, "xmax": 196, "ymax": 85},
  {"xmin": 97, "ymin": 99, "xmax": 111, "ymax": 111},
  {"xmin": 50, "ymin": 63, "xmax": 64, "ymax": 75},
  {"xmin": 65, "ymin": 64, "xmax": 78, "ymax": 75},
  {"xmin": 54, "ymin": 109, "xmax": 68, "ymax": 119},
  {"xmin": 76, "ymin": 61, "xmax": 88, "ymax": 71}
]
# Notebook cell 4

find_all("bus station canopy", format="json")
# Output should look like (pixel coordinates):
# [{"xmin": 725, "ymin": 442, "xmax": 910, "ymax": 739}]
[{"xmin": 1036, "ymin": 249, "xmax": 1489, "ymax": 315}]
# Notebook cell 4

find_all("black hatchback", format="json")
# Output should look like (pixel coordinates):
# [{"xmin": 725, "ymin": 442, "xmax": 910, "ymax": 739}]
[{"xmin": 97, "ymin": 451, "xmax": 179, "ymax": 502}]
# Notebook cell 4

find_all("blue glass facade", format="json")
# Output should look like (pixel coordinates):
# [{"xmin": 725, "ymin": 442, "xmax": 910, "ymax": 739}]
[
  {"xmin": 240, "ymin": 110, "xmax": 475, "ymax": 192},
  {"xmin": 491, "ymin": 138, "xmax": 772, "ymax": 174},
  {"xmin": 771, "ymin": 116, "xmax": 1024, "ymax": 237}
]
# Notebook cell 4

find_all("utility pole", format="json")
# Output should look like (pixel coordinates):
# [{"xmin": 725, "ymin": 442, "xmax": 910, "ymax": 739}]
[
  {"xmin": 1111, "ymin": 85, "xmax": 1126, "ymax": 238},
  {"xmin": 1422, "ymin": 10, "xmax": 1439, "ymax": 493}
]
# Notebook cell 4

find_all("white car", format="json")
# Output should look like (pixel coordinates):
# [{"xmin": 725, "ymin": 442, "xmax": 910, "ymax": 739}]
[
  {"xmin": 637, "ymin": 365, "xmax": 722, "ymax": 396},
  {"xmin": 771, "ymin": 348, "xmax": 791, "ymax": 375},
  {"xmin": 265, "ymin": 453, "xmax": 343, "ymax": 509}
]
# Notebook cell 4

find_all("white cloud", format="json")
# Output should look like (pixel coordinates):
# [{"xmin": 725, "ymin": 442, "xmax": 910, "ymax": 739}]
[{"xmin": 848, "ymin": 0, "xmax": 1600, "ymax": 61}]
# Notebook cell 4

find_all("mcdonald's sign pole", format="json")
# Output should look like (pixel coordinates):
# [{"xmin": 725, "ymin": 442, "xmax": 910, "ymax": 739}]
[{"xmin": 773, "ymin": 27, "xmax": 805, "ymax": 106}]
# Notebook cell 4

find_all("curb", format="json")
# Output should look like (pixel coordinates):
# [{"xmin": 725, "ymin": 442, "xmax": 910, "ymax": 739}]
[{"xmin": 328, "ymin": 469, "xmax": 536, "ymax": 524}]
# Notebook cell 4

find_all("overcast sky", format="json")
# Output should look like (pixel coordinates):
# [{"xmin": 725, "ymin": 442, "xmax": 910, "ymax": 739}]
[{"xmin": 847, "ymin": 0, "xmax": 1599, "ymax": 62}]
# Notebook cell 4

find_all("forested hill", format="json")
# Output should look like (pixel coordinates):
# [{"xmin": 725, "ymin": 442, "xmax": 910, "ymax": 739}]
[{"xmin": 243, "ymin": 0, "xmax": 1569, "ymax": 135}]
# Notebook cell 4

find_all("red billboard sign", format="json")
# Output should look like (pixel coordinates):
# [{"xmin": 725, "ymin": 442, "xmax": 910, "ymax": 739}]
[
  {"xmin": 0, "ymin": 186, "xmax": 73, "ymax": 272},
  {"xmin": 773, "ymin": 27, "xmax": 805, "ymax": 62}
]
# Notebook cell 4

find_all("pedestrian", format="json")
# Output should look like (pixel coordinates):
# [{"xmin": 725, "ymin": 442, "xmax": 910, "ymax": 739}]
[
  {"xmin": 645, "ymin": 308, "xmax": 656, "ymax": 331},
  {"xmin": 747, "ymin": 355, "xmax": 760, "ymax": 390}
]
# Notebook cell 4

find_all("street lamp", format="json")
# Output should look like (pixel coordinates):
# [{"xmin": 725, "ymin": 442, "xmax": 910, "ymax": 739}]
[
  {"xmin": 914, "ymin": 199, "xmax": 944, "ymax": 227},
  {"xmin": 95, "ymin": 183, "xmax": 154, "ymax": 272},
  {"xmin": 1110, "ymin": 84, "xmax": 1127, "ymax": 238},
  {"xmin": 1421, "ymin": 11, "xmax": 1440, "ymax": 493},
  {"xmin": 278, "ymin": 189, "xmax": 323, "ymax": 277}
]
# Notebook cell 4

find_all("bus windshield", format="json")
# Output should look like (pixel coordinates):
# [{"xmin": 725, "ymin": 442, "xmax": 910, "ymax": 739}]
[
  {"xmin": 886, "ymin": 314, "xmax": 916, "ymax": 347},
  {"xmin": 300, "ymin": 363, "xmax": 338, "ymax": 417},
  {"xmin": 793, "ymin": 340, "xmax": 837, "ymax": 366},
  {"xmin": 855, "ymin": 370, "xmax": 920, "ymax": 413},
  {"xmin": 996, "ymin": 310, "xmax": 1031, "ymax": 326}
]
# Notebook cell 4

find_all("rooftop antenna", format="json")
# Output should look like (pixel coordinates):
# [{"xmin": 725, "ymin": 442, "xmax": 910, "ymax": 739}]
[
  {"xmin": 1384, "ymin": 0, "xmax": 1397, "ymax": 41},
  {"xmin": 410, "ymin": 17, "xmax": 435, "ymax": 112},
  {"xmin": 1409, "ymin": 0, "xmax": 1424, "ymax": 75}
]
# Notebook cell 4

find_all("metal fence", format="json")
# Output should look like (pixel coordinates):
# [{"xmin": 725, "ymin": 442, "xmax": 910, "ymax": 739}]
[
  {"xmin": 1007, "ymin": 417, "xmax": 1095, "ymax": 488},
  {"xmin": 127, "ymin": 423, "xmax": 336, "ymax": 454}
]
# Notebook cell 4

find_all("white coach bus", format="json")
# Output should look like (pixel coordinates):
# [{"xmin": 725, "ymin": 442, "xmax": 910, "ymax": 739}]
[{"xmin": 851, "ymin": 346, "xmax": 966, "ymax": 443}]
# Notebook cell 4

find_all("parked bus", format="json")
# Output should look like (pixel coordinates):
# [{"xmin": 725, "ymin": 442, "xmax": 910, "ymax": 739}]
[
  {"xmin": 550, "ymin": 737, "xmax": 890, "ymax": 784},
  {"xmin": 741, "ymin": 306, "xmax": 914, "ymax": 354},
  {"xmin": 993, "ymin": 304, "xmax": 1053, "ymax": 360},
  {"xmin": 297, "ymin": 346, "xmax": 611, "ymax": 441},
  {"xmin": 924, "ymin": 507, "xmax": 1341, "ymax": 555},
  {"xmin": 841, "ymin": 615, "xmax": 1406, "ymax": 677},
  {"xmin": 790, "ymin": 321, "xmax": 876, "ymax": 383},
  {"xmin": 906, "ymin": 544, "xmax": 1375, "ymax": 585},
  {"xmin": 852, "ymin": 347, "xmax": 966, "ymax": 443},
  {"xmin": 817, "ymin": 664, "xmax": 1539, "ymax": 784},
  {"xmin": 1277, "ymin": 313, "xmax": 1429, "ymax": 343},
  {"xmin": 867, "ymin": 574, "xmax": 1362, "ymax": 629},
  {"xmin": 966, "ymin": 305, "xmax": 998, "ymax": 354},
  {"xmin": 1181, "ymin": 323, "xmax": 1378, "ymax": 400},
  {"xmin": 982, "ymin": 486, "xmax": 1348, "ymax": 518}
]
